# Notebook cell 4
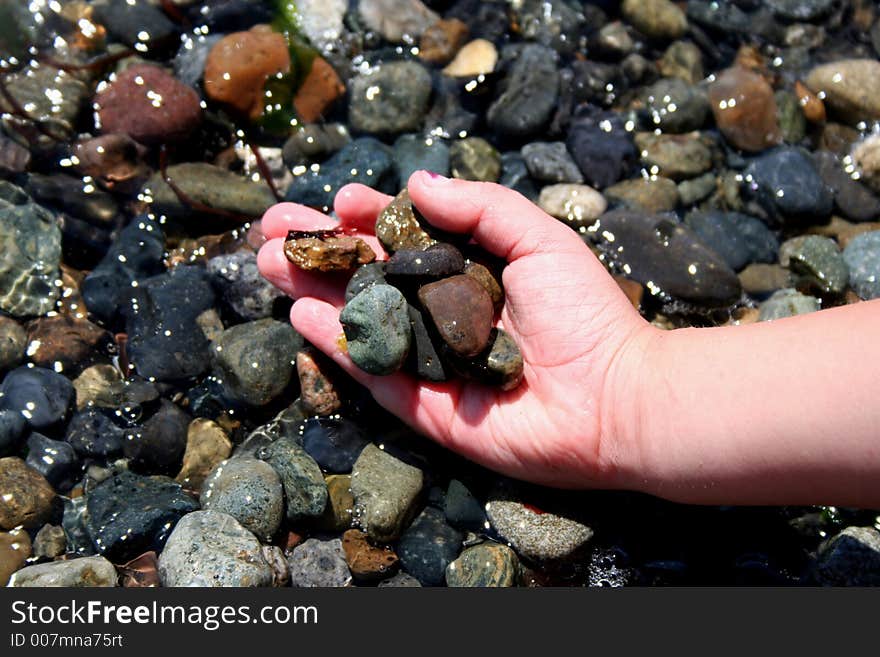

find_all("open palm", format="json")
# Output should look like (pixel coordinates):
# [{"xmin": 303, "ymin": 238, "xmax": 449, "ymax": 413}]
[{"xmin": 258, "ymin": 172, "xmax": 653, "ymax": 489}]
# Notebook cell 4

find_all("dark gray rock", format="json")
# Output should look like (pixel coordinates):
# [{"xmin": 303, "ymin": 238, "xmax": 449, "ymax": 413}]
[
  {"xmin": 345, "ymin": 262, "xmax": 387, "ymax": 302},
  {"xmin": 0, "ymin": 409, "xmax": 26, "ymax": 458},
  {"xmin": 641, "ymin": 77, "xmax": 710, "ymax": 134},
  {"xmin": 812, "ymin": 526, "xmax": 880, "ymax": 586},
  {"xmin": 25, "ymin": 433, "xmax": 80, "ymax": 491},
  {"xmin": 174, "ymin": 34, "xmax": 222, "ymax": 88},
  {"xmin": 742, "ymin": 147, "xmax": 833, "ymax": 225},
  {"xmin": 813, "ymin": 151, "xmax": 880, "ymax": 223},
  {"xmin": 487, "ymin": 44, "xmax": 559, "ymax": 138},
  {"xmin": 201, "ymin": 458, "xmax": 283, "ymax": 541},
  {"xmin": 0, "ymin": 367, "xmax": 74, "ymax": 431},
  {"xmin": 93, "ymin": 0, "xmax": 178, "ymax": 52},
  {"xmin": 397, "ymin": 507, "xmax": 463, "ymax": 586},
  {"xmin": 521, "ymin": 142, "xmax": 584, "ymax": 184},
  {"xmin": 407, "ymin": 304, "xmax": 448, "ymax": 382},
  {"xmin": 684, "ymin": 211, "xmax": 779, "ymax": 271},
  {"xmin": 843, "ymin": 231, "xmax": 880, "ymax": 299},
  {"xmin": 123, "ymin": 399, "xmax": 190, "ymax": 476},
  {"xmin": 207, "ymin": 251, "xmax": 285, "ymax": 321},
  {"xmin": 282, "ymin": 123, "xmax": 350, "ymax": 167},
  {"xmin": 567, "ymin": 109, "xmax": 637, "ymax": 189},
  {"xmin": 385, "ymin": 243, "xmax": 465, "ymax": 278},
  {"xmin": 444, "ymin": 479, "xmax": 486, "ymax": 531},
  {"xmin": 393, "ymin": 134, "xmax": 451, "ymax": 184},
  {"xmin": 301, "ymin": 417, "xmax": 370, "ymax": 474},
  {"xmin": 779, "ymin": 235, "xmax": 848, "ymax": 295},
  {"xmin": 446, "ymin": 542, "xmax": 519, "ymax": 587},
  {"xmin": 349, "ymin": 61, "xmax": 432, "ymax": 136}
]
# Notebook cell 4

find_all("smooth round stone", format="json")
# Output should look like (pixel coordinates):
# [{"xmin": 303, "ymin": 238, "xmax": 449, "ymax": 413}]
[
  {"xmin": 813, "ymin": 152, "xmax": 880, "ymax": 223},
  {"xmin": 604, "ymin": 177, "xmax": 679, "ymax": 213},
  {"xmin": 418, "ymin": 275, "xmax": 494, "ymax": 357},
  {"xmin": 349, "ymin": 61, "xmax": 432, "ymax": 136},
  {"xmin": 175, "ymin": 418, "xmax": 233, "ymax": 491},
  {"xmin": 8, "ymin": 556, "xmax": 117, "ymax": 587},
  {"xmin": 318, "ymin": 474, "xmax": 355, "ymax": 532},
  {"xmin": 85, "ymin": 471, "xmax": 199, "ymax": 561},
  {"xmin": 65, "ymin": 408, "xmax": 126, "ymax": 459},
  {"xmin": 843, "ymin": 231, "xmax": 880, "ymax": 299},
  {"xmin": 207, "ymin": 251, "xmax": 285, "ymax": 321},
  {"xmin": 345, "ymin": 262, "xmax": 388, "ymax": 302},
  {"xmin": 738, "ymin": 264, "xmax": 796, "ymax": 297},
  {"xmin": 351, "ymin": 444, "xmax": 424, "ymax": 543},
  {"xmin": 538, "ymin": 183, "xmax": 607, "ymax": 228},
  {"xmin": 123, "ymin": 399, "xmax": 190, "ymax": 476},
  {"xmin": 806, "ymin": 59, "xmax": 880, "ymax": 126},
  {"xmin": 486, "ymin": 44, "xmax": 559, "ymax": 139},
  {"xmin": 684, "ymin": 211, "xmax": 779, "ymax": 271},
  {"xmin": 641, "ymin": 77, "xmax": 710, "ymax": 134},
  {"xmin": 780, "ymin": 235, "xmax": 849, "ymax": 295},
  {"xmin": 442, "ymin": 39, "xmax": 497, "ymax": 77},
  {"xmin": 288, "ymin": 537, "xmax": 351, "ymax": 587},
  {"xmin": 758, "ymin": 288, "xmax": 821, "ymax": 321},
  {"xmin": 375, "ymin": 189, "xmax": 436, "ymax": 253},
  {"xmin": 212, "ymin": 319, "xmax": 302, "ymax": 407},
  {"xmin": 25, "ymin": 433, "xmax": 80, "ymax": 491},
  {"xmin": 0, "ymin": 458, "xmax": 56, "ymax": 530},
  {"xmin": 386, "ymin": 243, "xmax": 465, "ymax": 278},
  {"xmin": 658, "ymin": 40, "xmax": 703, "ymax": 83},
  {"xmin": 0, "ymin": 409, "xmax": 26, "ymax": 458},
  {"xmin": 397, "ymin": 507, "xmax": 463, "ymax": 586},
  {"xmin": 513, "ymin": 0, "xmax": 584, "ymax": 53},
  {"xmin": 393, "ymin": 134, "xmax": 451, "ymax": 184},
  {"xmin": 0, "ymin": 366, "xmax": 74, "ymax": 430},
  {"xmin": 342, "ymin": 528, "xmax": 399, "ymax": 581},
  {"xmin": 634, "ymin": 132, "xmax": 713, "ymax": 180},
  {"xmin": 742, "ymin": 147, "xmax": 833, "ymax": 225},
  {"xmin": 444, "ymin": 479, "xmax": 486, "ymax": 531},
  {"xmin": 296, "ymin": 350, "xmax": 341, "ymax": 416},
  {"xmin": 622, "ymin": 0, "xmax": 687, "ymax": 40},
  {"xmin": 282, "ymin": 123, "xmax": 350, "ymax": 167},
  {"xmin": 567, "ymin": 110, "xmax": 638, "ymax": 189},
  {"xmin": 201, "ymin": 458, "xmax": 283, "ymax": 541},
  {"xmin": 159, "ymin": 510, "xmax": 273, "ymax": 587},
  {"xmin": 0, "ymin": 316, "xmax": 25, "ymax": 372},
  {"xmin": 419, "ymin": 17, "xmax": 468, "ymax": 64},
  {"xmin": 450, "ymin": 137, "xmax": 501, "ymax": 182},
  {"xmin": 301, "ymin": 417, "xmax": 369, "ymax": 473},
  {"xmin": 259, "ymin": 438, "xmax": 328, "ymax": 523},
  {"xmin": 521, "ymin": 142, "xmax": 584, "ymax": 184},
  {"xmin": 707, "ymin": 67, "xmax": 781, "ymax": 153},
  {"xmin": 340, "ymin": 284, "xmax": 412, "ymax": 376},
  {"xmin": 485, "ymin": 495, "xmax": 593, "ymax": 562},
  {"xmin": 446, "ymin": 542, "xmax": 519, "ymax": 587},
  {"xmin": 0, "ymin": 529, "xmax": 31, "ymax": 586},
  {"xmin": 812, "ymin": 526, "xmax": 880, "ymax": 586}
]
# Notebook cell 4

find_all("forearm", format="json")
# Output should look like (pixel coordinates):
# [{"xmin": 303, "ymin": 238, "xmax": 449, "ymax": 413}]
[{"xmin": 637, "ymin": 300, "xmax": 880, "ymax": 506}]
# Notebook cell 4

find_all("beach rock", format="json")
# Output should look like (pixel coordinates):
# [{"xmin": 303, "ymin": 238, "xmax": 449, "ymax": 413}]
[
  {"xmin": 201, "ymin": 457, "xmax": 283, "ymax": 541},
  {"xmin": 707, "ymin": 67, "xmax": 781, "ymax": 153},
  {"xmin": 345, "ymin": 263, "xmax": 388, "ymax": 303},
  {"xmin": 487, "ymin": 44, "xmax": 559, "ymax": 138},
  {"xmin": 212, "ymin": 319, "xmax": 301, "ymax": 407},
  {"xmin": 301, "ymin": 417, "xmax": 370, "ymax": 473},
  {"xmin": 33, "ymin": 524, "xmax": 66, "ymax": 559},
  {"xmin": 174, "ymin": 33, "xmax": 222, "ymax": 88},
  {"xmin": 407, "ymin": 304, "xmax": 448, "ymax": 382},
  {"xmin": 812, "ymin": 526, "xmax": 880, "ymax": 586},
  {"xmin": 159, "ymin": 510, "xmax": 272, "ymax": 587},
  {"xmin": 351, "ymin": 444, "xmax": 424, "ymax": 542},
  {"xmin": 758, "ymin": 288, "xmax": 820, "ymax": 320},
  {"xmin": 393, "ymin": 135, "xmax": 451, "ymax": 183},
  {"xmin": 567, "ymin": 110, "xmax": 637, "ymax": 188},
  {"xmin": 342, "ymin": 528, "xmax": 400, "ymax": 580},
  {"xmin": 538, "ymin": 184, "xmax": 607, "ymax": 229},
  {"xmin": 375, "ymin": 189, "xmax": 436, "ymax": 253},
  {"xmin": 349, "ymin": 61, "xmax": 432, "ymax": 136},
  {"xmin": 658, "ymin": 41, "xmax": 703, "ymax": 83},
  {"xmin": 0, "ymin": 529, "xmax": 31, "ymax": 586},
  {"xmin": 0, "ymin": 316, "xmax": 26, "ymax": 372},
  {"xmin": 85, "ymin": 471, "xmax": 198, "ymax": 561},
  {"xmin": 203, "ymin": 25, "xmax": 291, "ymax": 119},
  {"xmin": 739, "ymin": 264, "xmax": 796, "ymax": 297},
  {"xmin": 622, "ymin": 0, "xmax": 687, "ymax": 40},
  {"xmin": 297, "ymin": 350, "xmax": 342, "ymax": 416},
  {"xmin": 450, "ymin": 137, "xmax": 501, "ymax": 182},
  {"xmin": 286, "ymin": 138, "xmax": 394, "ymax": 208},
  {"xmin": 294, "ymin": 56, "xmax": 346, "ymax": 124},
  {"xmin": 684, "ymin": 211, "xmax": 779, "ymax": 271},
  {"xmin": 446, "ymin": 542, "xmax": 519, "ymax": 587},
  {"xmin": 8, "ymin": 556, "xmax": 117, "ymax": 587},
  {"xmin": 813, "ymin": 151, "xmax": 880, "ymax": 222},
  {"xmin": 386, "ymin": 243, "xmax": 465, "ymax": 278},
  {"xmin": 522, "ymin": 142, "xmax": 584, "ymax": 184},
  {"xmin": 420, "ymin": 19, "xmax": 469, "ymax": 65},
  {"xmin": 0, "ymin": 194, "xmax": 62, "ymax": 317},
  {"xmin": 25, "ymin": 433, "xmax": 79, "ymax": 491},
  {"xmin": 776, "ymin": 89, "xmax": 807, "ymax": 144},
  {"xmin": 513, "ymin": 0, "xmax": 584, "ymax": 53},
  {"xmin": 378, "ymin": 572, "xmax": 422, "ymax": 587},
  {"xmin": 444, "ymin": 479, "xmax": 486, "ymax": 531},
  {"xmin": 0, "ymin": 135, "xmax": 29, "ymax": 175},
  {"xmin": 0, "ymin": 366, "xmax": 74, "ymax": 431},
  {"xmin": 449, "ymin": 328, "xmax": 524, "ymax": 391},
  {"xmin": 843, "ymin": 231, "xmax": 880, "ymax": 299},
  {"xmin": 641, "ymin": 77, "xmax": 710, "ymax": 134},
  {"xmin": 463, "ymin": 262, "xmax": 504, "ymax": 311},
  {"xmin": 592, "ymin": 211, "xmax": 742, "ymax": 307},
  {"xmin": 319, "ymin": 474, "xmax": 355, "ymax": 531},
  {"xmin": 397, "ymin": 507, "xmax": 463, "ymax": 586},
  {"xmin": 124, "ymin": 399, "xmax": 189, "ymax": 476},
  {"xmin": 146, "ymin": 163, "xmax": 276, "ymax": 220},
  {"xmin": 288, "ymin": 537, "xmax": 351, "ymax": 587},
  {"xmin": 26, "ymin": 172, "xmax": 118, "ymax": 225},
  {"xmin": 766, "ymin": 0, "xmax": 834, "ymax": 21},
  {"xmin": 359, "ymin": 0, "xmax": 439, "ymax": 42},
  {"xmin": 604, "ymin": 177, "xmax": 679, "ymax": 213},
  {"xmin": 341, "ymin": 284, "xmax": 412, "ymax": 375},
  {"xmin": 93, "ymin": 0, "xmax": 178, "ymax": 52},
  {"xmin": 208, "ymin": 251, "xmax": 285, "ymax": 321},
  {"xmin": 175, "ymin": 419, "xmax": 233, "ymax": 491},
  {"xmin": 284, "ymin": 234, "xmax": 376, "ymax": 272},
  {"xmin": 499, "ymin": 152, "xmax": 538, "ymax": 200},
  {"xmin": 780, "ymin": 235, "xmax": 848, "ymax": 295},
  {"xmin": 295, "ymin": 0, "xmax": 347, "ymax": 52},
  {"xmin": 0, "ymin": 458, "xmax": 56, "ymax": 530},
  {"xmin": 64, "ymin": 408, "xmax": 126, "ymax": 459},
  {"xmin": 0, "ymin": 409, "xmax": 26, "ymax": 458},
  {"xmin": 418, "ymin": 275, "xmax": 494, "ymax": 357},
  {"xmin": 742, "ymin": 147, "xmax": 833, "ymax": 225},
  {"xmin": 260, "ymin": 438, "xmax": 328, "ymax": 523},
  {"xmin": 282, "ymin": 123, "xmax": 350, "ymax": 167},
  {"xmin": 634, "ymin": 132, "xmax": 713, "ymax": 180},
  {"xmin": 806, "ymin": 59, "xmax": 880, "ymax": 126},
  {"xmin": 25, "ymin": 315, "xmax": 112, "ymax": 376},
  {"xmin": 95, "ymin": 64, "xmax": 202, "ymax": 145},
  {"xmin": 441, "ymin": 38, "xmax": 496, "ymax": 76}
]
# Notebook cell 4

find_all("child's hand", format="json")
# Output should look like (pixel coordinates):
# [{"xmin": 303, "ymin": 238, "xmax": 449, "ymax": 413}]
[{"xmin": 257, "ymin": 171, "xmax": 657, "ymax": 490}]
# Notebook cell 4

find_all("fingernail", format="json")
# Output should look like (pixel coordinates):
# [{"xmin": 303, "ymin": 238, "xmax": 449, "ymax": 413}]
[{"xmin": 421, "ymin": 170, "xmax": 449, "ymax": 185}]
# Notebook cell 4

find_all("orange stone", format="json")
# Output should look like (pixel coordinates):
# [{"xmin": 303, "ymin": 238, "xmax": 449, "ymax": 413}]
[
  {"xmin": 795, "ymin": 80, "xmax": 826, "ymax": 124},
  {"xmin": 293, "ymin": 57, "xmax": 346, "ymax": 124},
  {"xmin": 708, "ymin": 66, "xmax": 781, "ymax": 152},
  {"xmin": 204, "ymin": 25, "xmax": 291, "ymax": 119}
]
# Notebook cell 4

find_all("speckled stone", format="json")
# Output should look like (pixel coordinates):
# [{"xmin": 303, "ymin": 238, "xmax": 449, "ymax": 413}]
[
  {"xmin": 296, "ymin": 350, "xmax": 341, "ymax": 416},
  {"xmin": 9, "ymin": 556, "xmax": 118, "ymax": 587},
  {"xmin": 340, "ymin": 284, "xmax": 412, "ymax": 375},
  {"xmin": 446, "ymin": 542, "xmax": 519, "ymax": 587},
  {"xmin": 634, "ymin": 132, "xmax": 713, "ymax": 180},
  {"xmin": 481, "ymin": 329, "xmax": 524, "ymax": 391},
  {"xmin": 288, "ymin": 537, "xmax": 351, "ymax": 587},
  {"xmin": 758, "ymin": 288, "xmax": 821, "ymax": 321},
  {"xmin": 175, "ymin": 418, "xmax": 233, "ymax": 491},
  {"xmin": 397, "ymin": 506, "xmax": 463, "ymax": 586},
  {"xmin": 812, "ymin": 526, "xmax": 880, "ymax": 586},
  {"xmin": 843, "ymin": 231, "xmax": 880, "ymax": 299},
  {"xmin": 200, "ymin": 458, "xmax": 283, "ymax": 541},
  {"xmin": 538, "ymin": 183, "xmax": 608, "ymax": 229},
  {"xmin": 283, "ymin": 234, "xmax": 376, "ymax": 272},
  {"xmin": 450, "ymin": 138, "xmax": 501, "ymax": 182},
  {"xmin": 0, "ymin": 457, "xmax": 56, "ymax": 530},
  {"xmin": 779, "ymin": 235, "xmax": 849, "ymax": 295},
  {"xmin": 342, "ymin": 528, "xmax": 400, "ymax": 581},
  {"xmin": 375, "ymin": 189, "xmax": 436, "ymax": 253},
  {"xmin": 418, "ymin": 275, "xmax": 494, "ymax": 357},
  {"xmin": 259, "ymin": 438, "xmax": 328, "ymax": 523}
]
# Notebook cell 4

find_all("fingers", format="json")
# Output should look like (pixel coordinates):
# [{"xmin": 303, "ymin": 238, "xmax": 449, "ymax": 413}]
[
  {"xmin": 406, "ymin": 170, "xmax": 585, "ymax": 262},
  {"xmin": 257, "ymin": 239, "xmax": 347, "ymax": 307},
  {"xmin": 261, "ymin": 202, "xmax": 338, "ymax": 240},
  {"xmin": 333, "ymin": 183, "xmax": 392, "ymax": 232}
]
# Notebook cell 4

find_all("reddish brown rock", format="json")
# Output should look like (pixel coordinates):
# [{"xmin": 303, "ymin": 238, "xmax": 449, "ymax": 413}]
[
  {"xmin": 204, "ymin": 25, "xmax": 291, "ymax": 120},
  {"xmin": 464, "ymin": 261, "xmax": 504, "ymax": 311},
  {"xmin": 95, "ymin": 64, "xmax": 202, "ymax": 145},
  {"xmin": 341, "ymin": 529, "xmax": 399, "ymax": 580},
  {"xmin": 418, "ymin": 274, "xmax": 494, "ymax": 357},
  {"xmin": 73, "ymin": 134, "xmax": 149, "ymax": 192},
  {"xmin": 708, "ymin": 66, "xmax": 781, "ymax": 152},
  {"xmin": 118, "ymin": 551, "xmax": 160, "ymax": 588},
  {"xmin": 296, "ymin": 350, "xmax": 342, "ymax": 416},
  {"xmin": 614, "ymin": 276, "xmax": 644, "ymax": 309},
  {"xmin": 0, "ymin": 458, "xmax": 56, "ymax": 530},
  {"xmin": 293, "ymin": 57, "xmax": 346, "ymax": 124},
  {"xmin": 419, "ymin": 18, "xmax": 469, "ymax": 65},
  {"xmin": 26, "ymin": 315, "xmax": 112, "ymax": 376},
  {"xmin": 284, "ymin": 233, "xmax": 376, "ymax": 272},
  {"xmin": 795, "ymin": 80, "xmax": 826, "ymax": 124}
]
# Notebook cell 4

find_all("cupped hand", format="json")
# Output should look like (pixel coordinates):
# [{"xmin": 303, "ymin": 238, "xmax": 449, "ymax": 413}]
[{"xmin": 257, "ymin": 171, "xmax": 657, "ymax": 490}]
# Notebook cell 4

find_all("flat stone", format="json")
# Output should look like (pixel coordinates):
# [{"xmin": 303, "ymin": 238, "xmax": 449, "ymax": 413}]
[
  {"xmin": 375, "ymin": 189, "xmax": 436, "ymax": 253},
  {"xmin": 342, "ymin": 528, "xmax": 399, "ymax": 581},
  {"xmin": 634, "ymin": 132, "xmax": 713, "ymax": 180},
  {"xmin": 260, "ymin": 438, "xmax": 328, "ymax": 523},
  {"xmin": 418, "ymin": 275, "xmax": 494, "ymax": 357},
  {"xmin": 521, "ymin": 142, "xmax": 584, "ymax": 184},
  {"xmin": 386, "ymin": 243, "xmax": 465, "ymax": 278},
  {"xmin": 446, "ymin": 542, "xmax": 519, "ymax": 587},
  {"xmin": 8, "ymin": 556, "xmax": 117, "ymax": 587},
  {"xmin": 176, "ymin": 418, "xmax": 233, "ymax": 491},
  {"xmin": 684, "ymin": 211, "xmax": 779, "ymax": 271},
  {"xmin": 341, "ymin": 284, "xmax": 412, "ymax": 375},
  {"xmin": 288, "ymin": 537, "xmax": 351, "ymax": 587},
  {"xmin": 0, "ymin": 457, "xmax": 56, "ymax": 530},
  {"xmin": 486, "ymin": 44, "xmax": 559, "ymax": 139},
  {"xmin": 284, "ymin": 234, "xmax": 376, "ymax": 272},
  {"xmin": 201, "ymin": 458, "xmax": 283, "ymax": 541},
  {"xmin": 25, "ymin": 315, "xmax": 112, "ymax": 376}
]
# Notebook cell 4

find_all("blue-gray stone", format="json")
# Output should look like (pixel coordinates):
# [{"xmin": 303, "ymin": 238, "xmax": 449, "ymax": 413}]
[
  {"xmin": 758, "ymin": 288, "xmax": 820, "ymax": 321},
  {"xmin": 345, "ymin": 262, "xmax": 387, "ymax": 302},
  {"xmin": 0, "ymin": 409, "xmax": 26, "ymax": 457},
  {"xmin": 259, "ymin": 438, "xmax": 328, "ymax": 523},
  {"xmin": 301, "ymin": 417, "xmax": 369, "ymax": 473},
  {"xmin": 743, "ymin": 147, "xmax": 833, "ymax": 225},
  {"xmin": 174, "ymin": 34, "xmax": 221, "ymax": 88},
  {"xmin": 487, "ymin": 44, "xmax": 559, "ymax": 138},
  {"xmin": 684, "ymin": 211, "xmax": 779, "ymax": 271},
  {"xmin": 521, "ymin": 141, "xmax": 584, "ymax": 184},
  {"xmin": 201, "ymin": 458, "xmax": 284, "ymax": 541},
  {"xmin": 349, "ymin": 61, "xmax": 432, "ymax": 136},
  {"xmin": 25, "ymin": 433, "xmax": 80, "ymax": 491},
  {"xmin": 340, "ymin": 284, "xmax": 411, "ymax": 375},
  {"xmin": 393, "ymin": 134, "xmax": 450, "ymax": 184},
  {"xmin": 397, "ymin": 507, "xmax": 463, "ymax": 586},
  {"xmin": 843, "ymin": 231, "xmax": 880, "ymax": 300},
  {"xmin": 0, "ymin": 367, "xmax": 74, "ymax": 431}
]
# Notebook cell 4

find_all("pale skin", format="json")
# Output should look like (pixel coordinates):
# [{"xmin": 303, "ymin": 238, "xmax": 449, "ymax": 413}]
[{"xmin": 258, "ymin": 170, "xmax": 880, "ymax": 508}]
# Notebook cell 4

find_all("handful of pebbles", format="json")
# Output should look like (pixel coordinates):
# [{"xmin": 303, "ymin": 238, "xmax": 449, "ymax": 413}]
[{"xmin": 283, "ymin": 189, "xmax": 524, "ymax": 390}]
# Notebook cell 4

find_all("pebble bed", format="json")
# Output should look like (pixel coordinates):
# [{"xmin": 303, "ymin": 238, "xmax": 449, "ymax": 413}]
[{"xmin": 1, "ymin": 0, "xmax": 880, "ymax": 588}]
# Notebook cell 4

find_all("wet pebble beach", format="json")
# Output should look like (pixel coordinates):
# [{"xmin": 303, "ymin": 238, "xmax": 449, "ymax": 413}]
[{"xmin": 1, "ymin": 0, "xmax": 880, "ymax": 588}]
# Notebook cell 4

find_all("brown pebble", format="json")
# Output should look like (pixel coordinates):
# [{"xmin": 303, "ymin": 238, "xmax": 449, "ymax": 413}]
[
  {"xmin": 342, "ymin": 529, "xmax": 399, "ymax": 580},
  {"xmin": 175, "ymin": 419, "xmax": 233, "ymax": 492},
  {"xmin": 118, "ymin": 551, "xmax": 161, "ymax": 588},
  {"xmin": 0, "ymin": 458, "xmax": 56, "ymax": 530},
  {"xmin": 73, "ymin": 134, "xmax": 148, "ymax": 192},
  {"xmin": 0, "ymin": 529, "xmax": 32, "ymax": 587},
  {"xmin": 464, "ymin": 261, "xmax": 504, "ymax": 311},
  {"xmin": 375, "ymin": 189, "xmax": 437, "ymax": 253},
  {"xmin": 419, "ymin": 18, "xmax": 469, "ymax": 65},
  {"xmin": 296, "ymin": 350, "xmax": 342, "ymax": 416},
  {"xmin": 25, "ymin": 315, "xmax": 112, "ymax": 376},
  {"xmin": 319, "ymin": 475, "xmax": 354, "ymax": 532},
  {"xmin": 795, "ymin": 80, "xmax": 826, "ymax": 124},
  {"xmin": 293, "ymin": 57, "xmax": 346, "ymax": 123},
  {"xmin": 418, "ymin": 274, "xmax": 494, "ymax": 357},
  {"xmin": 708, "ymin": 66, "xmax": 781, "ymax": 152},
  {"xmin": 284, "ymin": 234, "xmax": 376, "ymax": 272},
  {"xmin": 614, "ymin": 276, "xmax": 644, "ymax": 309}
]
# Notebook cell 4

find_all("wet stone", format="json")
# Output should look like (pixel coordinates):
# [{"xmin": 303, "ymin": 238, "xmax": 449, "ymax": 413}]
[
  {"xmin": 0, "ymin": 529, "xmax": 31, "ymax": 586},
  {"xmin": 420, "ymin": 18, "xmax": 469, "ymax": 65},
  {"xmin": 65, "ymin": 408, "xmax": 126, "ymax": 459},
  {"xmin": 33, "ymin": 524, "xmax": 67, "ymax": 560},
  {"xmin": 566, "ymin": 109, "xmax": 637, "ymax": 189},
  {"xmin": 776, "ymin": 90, "xmax": 807, "ymax": 145},
  {"xmin": 124, "ymin": 399, "xmax": 189, "ymax": 476},
  {"xmin": 407, "ymin": 304, "xmax": 448, "ymax": 382},
  {"xmin": 293, "ymin": 56, "xmax": 346, "ymax": 124},
  {"xmin": 342, "ymin": 528, "xmax": 400, "ymax": 581},
  {"xmin": 707, "ymin": 67, "xmax": 781, "ymax": 153},
  {"xmin": 159, "ymin": 510, "xmax": 272, "ymax": 587},
  {"xmin": 260, "ymin": 437, "xmax": 328, "ymax": 523},
  {"xmin": 301, "ymin": 417, "xmax": 370, "ymax": 474},
  {"xmin": 634, "ymin": 132, "xmax": 713, "ymax": 181},
  {"xmin": 739, "ymin": 264, "xmax": 796, "ymax": 297},
  {"xmin": 386, "ymin": 243, "xmax": 465, "ymax": 278},
  {"xmin": 8, "ymin": 556, "xmax": 117, "ymax": 588},
  {"xmin": 812, "ymin": 152, "xmax": 880, "ymax": 223},
  {"xmin": 0, "ymin": 409, "xmax": 27, "ymax": 458},
  {"xmin": 684, "ymin": 211, "xmax": 779, "ymax": 271},
  {"xmin": 806, "ymin": 59, "xmax": 880, "ymax": 126},
  {"xmin": 284, "ymin": 234, "xmax": 376, "ymax": 272},
  {"xmin": 418, "ymin": 275, "xmax": 494, "ymax": 357},
  {"xmin": 288, "ymin": 537, "xmax": 351, "ymax": 587},
  {"xmin": 441, "ymin": 38, "xmax": 497, "ymax": 77},
  {"xmin": 345, "ymin": 262, "xmax": 388, "ymax": 302},
  {"xmin": 397, "ymin": 507, "xmax": 463, "ymax": 586},
  {"xmin": 486, "ymin": 44, "xmax": 560, "ymax": 139},
  {"xmin": 207, "ymin": 251, "xmax": 285, "ymax": 321},
  {"xmin": 319, "ymin": 474, "xmax": 355, "ymax": 532},
  {"xmin": 677, "ymin": 173, "xmax": 717, "ymax": 206},
  {"xmin": 297, "ymin": 350, "xmax": 342, "ymax": 416},
  {"xmin": 453, "ymin": 329, "xmax": 524, "ymax": 391},
  {"xmin": 25, "ymin": 433, "xmax": 80, "ymax": 492},
  {"xmin": 499, "ymin": 152, "xmax": 539, "ymax": 200},
  {"xmin": 295, "ymin": 0, "xmax": 347, "ymax": 52},
  {"xmin": 349, "ymin": 61, "xmax": 432, "ymax": 136},
  {"xmin": 622, "ymin": 0, "xmax": 688, "ymax": 40},
  {"xmin": 0, "ymin": 366, "xmax": 74, "ymax": 431},
  {"xmin": 658, "ymin": 41, "xmax": 703, "ymax": 84},
  {"xmin": 521, "ymin": 142, "xmax": 584, "ymax": 184},
  {"xmin": 378, "ymin": 572, "xmax": 422, "ymax": 587},
  {"xmin": 175, "ymin": 419, "xmax": 233, "ymax": 491},
  {"xmin": 463, "ymin": 262, "xmax": 504, "ymax": 312},
  {"xmin": 393, "ymin": 134, "xmax": 451, "ymax": 184},
  {"xmin": 446, "ymin": 542, "xmax": 519, "ymax": 587},
  {"xmin": 604, "ymin": 177, "xmax": 679, "ymax": 213},
  {"xmin": 843, "ymin": 231, "xmax": 880, "ymax": 299},
  {"xmin": 26, "ymin": 173, "xmax": 118, "ymax": 226},
  {"xmin": 780, "ymin": 235, "xmax": 849, "ymax": 295},
  {"xmin": 341, "ymin": 284, "xmax": 412, "ymax": 376},
  {"xmin": 201, "ymin": 457, "xmax": 283, "ymax": 541},
  {"xmin": 351, "ymin": 444, "xmax": 424, "ymax": 543},
  {"xmin": 812, "ymin": 526, "xmax": 880, "ymax": 586},
  {"xmin": 641, "ymin": 77, "xmax": 710, "ymax": 134},
  {"xmin": 450, "ymin": 138, "xmax": 501, "ymax": 182},
  {"xmin": 174, "ymin": 33, "xmax": 222, "ymax": 88},
  {"xmin": 93, "ymin": 0, "xmax": 178, "ymax": 52},
  {"xmin": 758, "ymin": 288, "xmax": 821, "ymax": 321},
  {"xmin": 538, "ymin": 183, "xmax": 608, "ymax": 228},
  {"xmin": 282, "ymin": 124, "xmax": 350, "ymax": 168},
  {"xmin": 0, "ymin": 458, "xmax": 56, "ymax": 531},
  {"xmin": 85, "ymin": 471, "xmax": 198, "ymax": 562},
  {"xmin": 359, "ymin": 0, "xmax": 439, "ymax": 43},
  {"xmin": 0, "ymin": 316, "xmax": 26, "ymax": 372},
  {"xmin": 375, "ymin": 189, "xmax": 437, "ymax": 253},
  {"xmin": 444, "ymin": 479, "xmax": 486, "ymax": 531},
  {"xmin": 25, "ymin": 315, "xmax": 112, "ymax": 376}
]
